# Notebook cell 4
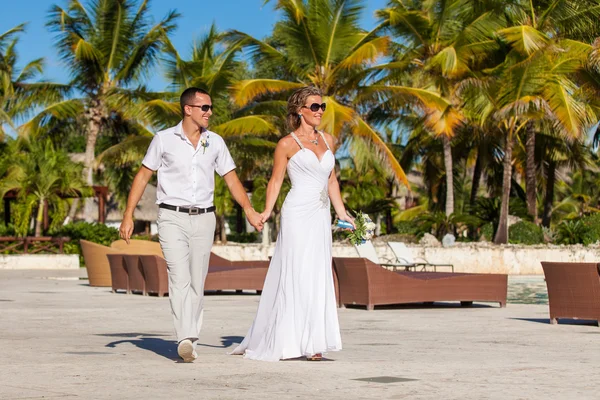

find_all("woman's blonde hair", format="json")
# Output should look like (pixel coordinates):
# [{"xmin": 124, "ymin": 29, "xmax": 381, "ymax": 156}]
[{"xmin": 286, "ymin": 86, "xmax": 322, "ymax": 131}]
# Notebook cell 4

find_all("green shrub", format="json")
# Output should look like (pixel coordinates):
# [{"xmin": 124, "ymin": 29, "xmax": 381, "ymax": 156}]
[
  {"xmin": 0, "ymin": 224, "xmax": 16, "ymax": 237},
  {"xmin": 580, "ymin": 214, "xmax": 600, "ymax": 245},
  {"xmin": 51, "ymin": 222, "xmax": 119, "ymax": 246},
  {"xmin": 50, "ymin": 222, "xmax": 120, "ymax": 265},
  {"xmin": 480, "ymin": 223, "xmax": 494, "ymax": 241},
  {"xmin": 509, "ymin": 221, "xmax": 544, "ymax": 245},
  {"xmin": 396, "ymin": 221, "xmax": 418, "ymax": 235},
  {"xmin": 555, "ymin": 220, "xmax": 588, "ymax": 245}
]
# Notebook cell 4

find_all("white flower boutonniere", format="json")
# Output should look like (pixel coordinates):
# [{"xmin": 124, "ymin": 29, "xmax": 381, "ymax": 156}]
[{"xmin": 200, "ymin": 135, "xmax": 210, "ymax": 154}]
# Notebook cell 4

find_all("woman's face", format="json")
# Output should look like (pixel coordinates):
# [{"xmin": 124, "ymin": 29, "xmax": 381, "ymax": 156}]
[{"xmin": 299, "ymin": 95, "xmax": 324, "ymax": 128}]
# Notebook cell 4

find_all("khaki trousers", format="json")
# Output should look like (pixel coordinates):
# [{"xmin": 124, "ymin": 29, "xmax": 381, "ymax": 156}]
[{"xmin": 157, "ymin": 208, "xmax": 216, "ymax": 342}]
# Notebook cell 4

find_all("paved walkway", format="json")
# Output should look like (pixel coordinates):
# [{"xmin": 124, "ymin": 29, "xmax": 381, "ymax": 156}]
[{"xmin": 0, "ymin": 270, "xmax": 598, "ymax": 400}]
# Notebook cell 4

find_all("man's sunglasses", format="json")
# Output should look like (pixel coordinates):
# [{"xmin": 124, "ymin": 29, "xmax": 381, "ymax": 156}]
[
  {"xmin": 187, "ymin": 104, "xmax": 213, "ymax": 112},
  {"xmin": 302, "ymin": 103, "xmax": 326, "ymax": 112}
]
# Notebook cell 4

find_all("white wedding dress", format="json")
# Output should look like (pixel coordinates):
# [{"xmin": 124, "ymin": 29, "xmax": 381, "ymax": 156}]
[{"xmin": 231, "ymin": 131, "xmax": 342, "ymax": 361}]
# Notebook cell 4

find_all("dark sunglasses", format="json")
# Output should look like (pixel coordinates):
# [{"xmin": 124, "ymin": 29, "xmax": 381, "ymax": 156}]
[
  {"xmin": 302, "ymin": 103, "xmax": 326, "ymax": 112},
  {"xmin": 187, "ymin": 104, "xmax": 213, "ymax": 112}
]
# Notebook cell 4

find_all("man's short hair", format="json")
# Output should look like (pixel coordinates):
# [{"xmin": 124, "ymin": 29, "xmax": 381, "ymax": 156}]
[{"xmin": 180, "ymin": 87, "xmax": 210, "ymax": 115}]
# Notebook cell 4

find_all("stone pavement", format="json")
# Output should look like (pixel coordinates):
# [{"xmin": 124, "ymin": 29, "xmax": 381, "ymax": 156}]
[{"xmin": 0, "ymin": 270, "xmax": 598, "ymax": 400}]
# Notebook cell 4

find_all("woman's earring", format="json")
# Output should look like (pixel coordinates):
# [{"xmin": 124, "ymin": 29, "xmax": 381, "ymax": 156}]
[{"xmin": 298, "ymin": 113, "xmax": 303, "ymax": 119}]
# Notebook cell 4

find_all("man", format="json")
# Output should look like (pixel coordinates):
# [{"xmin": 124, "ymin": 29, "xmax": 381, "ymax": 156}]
[{"xmin": 119, "ymin": 87, "xmax": 263, "ymax": 363}]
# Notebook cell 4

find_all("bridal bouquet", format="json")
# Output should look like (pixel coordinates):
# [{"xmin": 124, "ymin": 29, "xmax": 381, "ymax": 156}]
[{"xmin": 336, "ymin": 211, "xmax": 376, "ymax": 245}]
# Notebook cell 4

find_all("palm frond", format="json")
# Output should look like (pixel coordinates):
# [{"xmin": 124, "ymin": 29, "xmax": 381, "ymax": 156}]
[
  {"xmin": 232, "ymin": 79, "xmax": 304, "ymax": 107},
  {"xmin": 212, "ymin": 116, "xmax": 277, "ymax": 138}
]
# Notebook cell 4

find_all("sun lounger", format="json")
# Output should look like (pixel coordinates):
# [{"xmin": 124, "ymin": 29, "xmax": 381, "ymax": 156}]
[
  {"xmin": 541, "ymin": 262, "xmax": 600, "ymax": 326},
  {"xmin": 333, "ymin": 257, "xmax": 507, "ymax": 310},
  {"xmin": 387, "ymin": 241, "xmax": 454, "ymax": 272},
  {"xmin": 106, "ymin": 254, "xmax": 129, "ymax": 294}
]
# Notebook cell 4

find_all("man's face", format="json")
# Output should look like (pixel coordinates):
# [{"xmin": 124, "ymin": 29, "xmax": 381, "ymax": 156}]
[{"xmin": 184, "ymin": 93, "xmax": 213, "ymax": 129}]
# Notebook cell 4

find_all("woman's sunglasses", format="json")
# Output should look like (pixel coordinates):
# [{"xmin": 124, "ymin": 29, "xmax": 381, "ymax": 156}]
[
  {"xmin": 187, "ymin": 104, "xmax": 213, "ymax": 112},
  {"xmin": 302, "ymin": 103, "xmax": 326, "ymax": 112}
]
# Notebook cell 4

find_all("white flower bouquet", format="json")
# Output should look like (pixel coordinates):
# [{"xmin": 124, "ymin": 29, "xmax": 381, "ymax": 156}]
[{"xmin": 336, "ymin": 211, "xmax": 376, "ymax": 245}]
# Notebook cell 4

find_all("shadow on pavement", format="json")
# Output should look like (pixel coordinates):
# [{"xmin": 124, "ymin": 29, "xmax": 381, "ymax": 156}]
[
  {"xmin": 196, "ymin": 335, "xmax": 244, "ymax": 349},
  {"xmin": 510, "ymin": 317, "xmax": 599, "ymax": 326}
]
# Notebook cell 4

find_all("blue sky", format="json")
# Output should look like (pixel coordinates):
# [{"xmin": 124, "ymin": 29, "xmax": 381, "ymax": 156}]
[{"xmin": 1, "ymin": 0, "xmax": 387, "ymax": 90}]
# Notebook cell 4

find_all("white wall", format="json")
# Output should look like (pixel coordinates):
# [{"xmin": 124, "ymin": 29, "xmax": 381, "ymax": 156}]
[{"xmin": 212, "ymin": 242, "xmax": 600, "ymax": 275}]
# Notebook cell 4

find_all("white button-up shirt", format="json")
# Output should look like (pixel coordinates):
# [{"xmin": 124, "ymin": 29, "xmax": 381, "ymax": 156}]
[{"xmin": 142, "ymin": 121, "xmax": 236, "ymax": 208}]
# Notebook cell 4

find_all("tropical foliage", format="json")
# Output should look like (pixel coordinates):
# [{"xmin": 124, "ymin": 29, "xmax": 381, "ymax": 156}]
[{"xmin": 1, "ymin": 0, "xmax": 600, "ymax": 246}]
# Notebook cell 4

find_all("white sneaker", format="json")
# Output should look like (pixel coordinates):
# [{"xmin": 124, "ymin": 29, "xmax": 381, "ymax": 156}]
[{"xmin": 177, "ymin": 339, "xmax": 197, "ymax": 363}]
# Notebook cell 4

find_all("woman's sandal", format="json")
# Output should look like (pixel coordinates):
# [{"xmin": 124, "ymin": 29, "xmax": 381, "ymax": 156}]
[{"xmin": 306, "ymin": 353, "xmax": 322, "ymax": 361}]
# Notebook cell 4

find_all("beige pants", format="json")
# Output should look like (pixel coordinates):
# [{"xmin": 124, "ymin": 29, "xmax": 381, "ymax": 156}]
[{"xmin": 157, "ymin": 208, "xmax": 216, "ymax": 342}]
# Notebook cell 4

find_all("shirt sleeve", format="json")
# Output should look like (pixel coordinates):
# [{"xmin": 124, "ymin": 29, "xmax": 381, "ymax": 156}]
[
  {"xmin": 141, "ymin": 134, "xmax": 162, "ymax": 171},
  {"xmin": 214, "ymin": 136, "xmax": 236, "ymax": 176}
]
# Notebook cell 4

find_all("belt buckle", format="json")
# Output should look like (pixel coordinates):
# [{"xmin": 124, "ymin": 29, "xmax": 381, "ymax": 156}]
[{"xmin": 188, "ymin": 207, "xmax": 200, "ymax": 215}]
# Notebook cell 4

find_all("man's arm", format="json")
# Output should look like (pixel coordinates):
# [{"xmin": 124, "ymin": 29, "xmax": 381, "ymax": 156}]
[
  {"xmin": 222, "ymin": 170, "xmax": 263, "ymax": 232},
  {"xmin": 119, "ymin": 166, "xmax": 154, "ymax": 243}
]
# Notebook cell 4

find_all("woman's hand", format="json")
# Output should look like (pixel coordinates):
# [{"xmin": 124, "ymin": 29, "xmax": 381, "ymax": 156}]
[
  {"xmin": 260, "ymin": 210, "xmax": 271, "ymax": 223},
  {"xmin": 337, "ymin": 212, "xmax": 356, "ymax": 230}
]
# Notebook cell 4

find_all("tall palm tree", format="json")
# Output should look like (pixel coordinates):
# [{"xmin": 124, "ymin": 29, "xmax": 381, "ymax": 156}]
[
  {"xmin": 461, "ymin": 31, "xmax": 597, "ymax": 243},
  {"xmin": 370, "ymin": 0, "xmax": 508, "ymax": 216},
  {"xmin": 45, "ymin": 0, "xmax": 179, "ymax": 220},
  {"xmin": 225, "ymin": 0, "xmax": 409, "ymax": 188},
  {"xmin": 500, "ymin": 0, "xmax": 600, "ymax": 225},
  {"xmin": 0, "ymin": 24, "xmax": 70, "ymax": 141}
]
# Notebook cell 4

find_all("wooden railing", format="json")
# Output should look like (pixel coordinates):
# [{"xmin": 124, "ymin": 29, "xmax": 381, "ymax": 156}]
[{"xmin": 0, "ymin": 237, "xmax": 71, "ymax": 254}]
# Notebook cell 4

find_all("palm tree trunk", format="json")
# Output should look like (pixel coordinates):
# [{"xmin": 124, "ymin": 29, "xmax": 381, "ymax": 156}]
[
  {"xmin": 82, "ymin": 103, "xmax": 103, "ymax": 222},
  {"xmin": 542, "ymin": 160, "xmax": 556, "ymax": 228},
  {"xmin": 470, "ymin": 144, "xmax": 483, "ymax": 208},
  {"xmin": 494, "ymin": 134, "xmax": 514, "ymax": 244},
  {"xmin": 442, "ymin": 135, "xmax": 454, "ymax": 216},
  {"xmin": 525, "ymin": 126, "xmax": 538, "ymax": 223},
  {"xmin": 35, "ymin": 198, "xmax": 44, "ymax": 237}
]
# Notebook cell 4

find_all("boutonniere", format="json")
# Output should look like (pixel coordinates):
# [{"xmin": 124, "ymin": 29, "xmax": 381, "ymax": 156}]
[{"xmin": 200, "ymin": 135, "xmax": 210, "ymax": 154}]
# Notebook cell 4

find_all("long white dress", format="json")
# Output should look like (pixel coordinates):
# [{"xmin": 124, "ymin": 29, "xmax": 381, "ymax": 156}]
[{"xmin": 231, "ymin": 131, "xmax": 342, "ymax": 361}]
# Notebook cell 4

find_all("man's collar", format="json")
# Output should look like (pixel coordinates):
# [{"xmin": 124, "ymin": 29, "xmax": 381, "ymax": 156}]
[{"xmin": 174, "ymin": 121, "xmax": 210, "ymax": 138}]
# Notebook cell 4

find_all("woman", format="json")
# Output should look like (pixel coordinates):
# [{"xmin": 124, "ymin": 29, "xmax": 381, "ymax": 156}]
[{"xmin": 232, "ymin": 86, "xmax": 355, "ymax": 361}]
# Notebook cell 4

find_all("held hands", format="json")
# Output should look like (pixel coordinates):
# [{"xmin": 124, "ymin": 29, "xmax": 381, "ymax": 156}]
[
  {"xmin": 259, "ymin": 210, "xmax": 271, "ymax": 224},
  {"xmin": 246, "ymin": 208, "xmax": 264, "ymax": 232},
  {"xmin": 119, "ymin": 215, "xmax": 134, "ymax": 244}
]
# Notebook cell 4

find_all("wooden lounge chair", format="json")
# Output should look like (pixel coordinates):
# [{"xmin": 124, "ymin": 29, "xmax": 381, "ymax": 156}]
[
  {"xmin": 209, "ymin": 252, "xmax": 270, "ymax": 270},
  {"xmin": 333, "ymin": 257, "xmax": 507, "ymax": 310},
  {"xmin": 138, "ymin": 255, "xmax": 169, "ymax": 297},
  {"xmin": 139, "ymin": 254, "xmax": 269, "ymax": 295},
  {"xmin": 110, "ymin": 239, "xmax": 163, "ymax": 256},
  {"xmin": 387, "ymin": 242, "xmax": 454, "ymax": 272},
  {"xmin": 80, "ymin": 240, "xmax": 122, "ymax": 287},
  {"xmin": 540, "ymin": 262, "xmax": 600, "ymax": 326},
  {"xmin": 106, "ymin": 254, "xmax": 129, "ymax": 294},
  {"xmin": 123, "ymin": 255, "xmax": 146, "ymax": 295}
]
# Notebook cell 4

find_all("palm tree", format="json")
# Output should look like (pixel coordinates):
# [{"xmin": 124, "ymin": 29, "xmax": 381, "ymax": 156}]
[
  {"xmin": 371, "ymin": 0, "xmax": 509, "ymax": 216},
  {"xmin": 0, "ymin": 139, "xmax": 89, "ymax": 236},
  {"xmin": 97, "ymin": 26, "xmax": 279, "ymax": 213},
  {"xmin": 0, "ymin": 24, "xmax": 70, "ymax": 141},
  {"xmin": 461, "ymin": 33, "xmax": 597, "ymax": 243},
  {"xmin": 45, "ymin": 0, "xmax": 179, "ymax": 220},
  {"xmin": 224, "ymin": 0, "xmax": 409, "ymax": 188}
]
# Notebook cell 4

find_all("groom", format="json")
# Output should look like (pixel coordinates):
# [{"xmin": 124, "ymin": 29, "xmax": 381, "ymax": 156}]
[{"xmin": 119, "ymin": 87, "xmax": 263, "ymax": 362}]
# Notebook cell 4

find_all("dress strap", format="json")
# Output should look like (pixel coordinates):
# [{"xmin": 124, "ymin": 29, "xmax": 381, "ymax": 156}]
[
  {"xmin": 317, "ymin": 130, "xmax": 331, "ymax": 151},
  {"xmin": 290, "ymin": 132, "xmax": 305, "ymax": 150}
]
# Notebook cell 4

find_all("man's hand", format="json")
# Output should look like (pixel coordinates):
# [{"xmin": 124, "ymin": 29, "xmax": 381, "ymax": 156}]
[
  {"xmin": 245, "ymin": 208, "xmax": 264, "ymax": 232},
  {"xmin": 119, "ymin": 215, "xmax": 134, "ymax": 244}
]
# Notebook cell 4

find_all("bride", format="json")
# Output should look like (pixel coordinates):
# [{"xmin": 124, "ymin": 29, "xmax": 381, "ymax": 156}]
[{"xmin": 231, "ymin": 86, "xmax": 355, "ymax": 361}]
